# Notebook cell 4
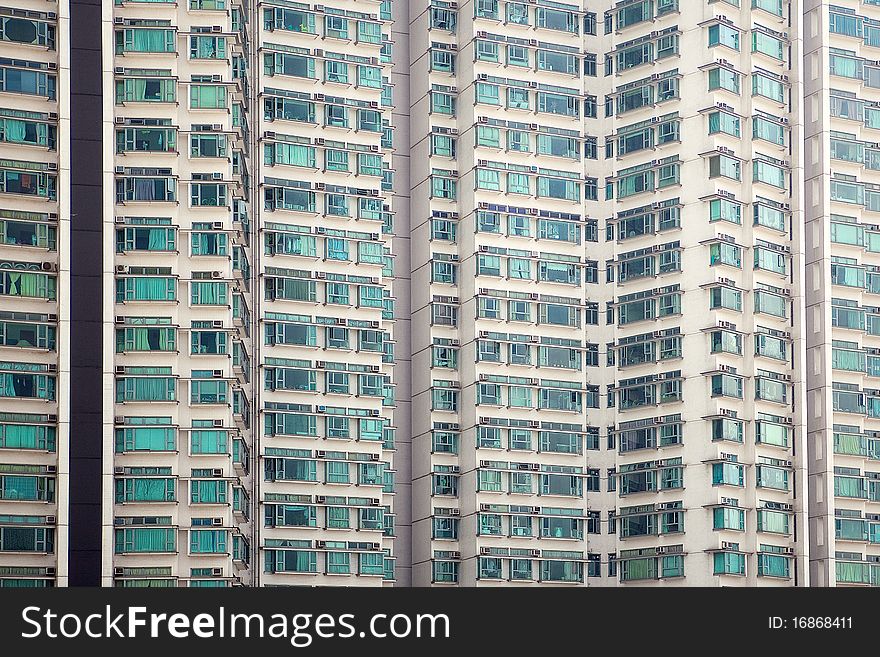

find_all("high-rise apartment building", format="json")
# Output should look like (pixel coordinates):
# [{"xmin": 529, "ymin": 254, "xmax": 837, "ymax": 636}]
[
  {"xmin": 0, "ymin": 0, "xmax": 877, "ymax": 589},
  {"xmin": 805, "ymin": 0, "xmax": 880, "ymax": 588}
]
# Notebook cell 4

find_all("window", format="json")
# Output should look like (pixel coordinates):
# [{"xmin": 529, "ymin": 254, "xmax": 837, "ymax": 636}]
[
  {"xmin": 507, "ymin": 3, "xmax": 529, "ymax": 24},
  {"xmin": 708, "ymin": 67, "xmax": 740, "ymax": 94},
  {"xmin": 709, "ymin": 242, "xmax": 742, "ymax": 268},
  {"xmin": 190, "ymin": 35, "xmax": 226, "ymax": 59},
  {"xmin": 476, "ymin": 40, "xmax": 499, "ymax": 62},
  {"xmin": 507, "ymin": 87, "xmax": 530, "ymax": 109},
  {"xmin": 190, "ymin": 85, "xmax": 227, "ymax": 109},
  {"xmin": 709, "ymin": 154, "xmax": 741, "ymax": 181},
  {"xmin": 431, "ymin": 50, "xmax": 455, "ymax": 73},
  {"xmin": 753, "ymin": 74, "xmax": 784, "ymax": 102},
  {"xmin": 431, "ymin": 134, "xmax": 455, "ymax": 157},
  {"xmin": 708, "ymin": 111, "xmax": 740, "ymax": 137},
  {"xmin": 537, "ymin": 50, "xmax": 578, "ymax": 75},
  {"xmin": 475, "ymin": 0, "xmax": 499, "ymax": 19},
  {"xmin": 325, "ymin": 60, "xmax": 348, "ymax": 84},
  {"xmin": 537, "ymin": 8, "xmax": 577, "ymax": 33},
  {"xmin": 708, "ymin": 24, "xmax": 740, "ymax": 50},
  {"xmin": 752, "ymin": 31, "xmax": 785, "ymax": 61},
  {"xmin": 431, "ymin": 92, "xmax": 455, "ymax": 116},
  {"xmin": 475, "ymin": 83, "xmax": 499, "ymax": 106},
  {"xmin": 710, "ymin": 198, "xmax": 742, "ymax": 224},
  {"xmin": 507, "ymin": 45, "xmax": 529, "ymax": 67},
  {"xmin": 325, "ymin": 15, "xmax": 348, "ymax": 39}
]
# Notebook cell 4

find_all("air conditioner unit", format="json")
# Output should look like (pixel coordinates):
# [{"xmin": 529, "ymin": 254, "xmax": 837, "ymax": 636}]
[
  {"xmin": 211, "ymin": 468, "xmax": 223, "ymax": 477},
  {"xmin": 480, "ymin": 547, "xmax": 491, "ymax": 555},
  {"xmin": 114, "ymin": 567, "xmax": 124, "ymax": 576},
  {"xmin": 211, "ymin": 517, "xmax": 223, "ymax": 526},
  {"xmin": 212, "ymin": 369, "xmax": 223, "ymax": 378},
  {"xmin": 114, "ymin": 17, "xmax": 124, "ymax": 24},
  {"xmin": 213, "ymin": 419, "xmax": 224, "ymax": 427},
  {"xmin": 450, "ymin": 508, "xmax": 460, "ymax": 516},
  {"xmin": 115, "ymin": 366, "xmax": 125, "ymax": 374},
  {"xmin": 211, "ymin": 25, "xmax": 222, "ymax": 33},
  {"xmin": 316, "ymin": 450, "xmax": 326, "ymax": 458},
  {"xmin": 114, "ymin": 466, "xmax": 125, "ymax": 475},
  {"xmin": 529, "ymin": 549, "xmax": 540, "ymax": 557},
  {"xmin": 47, "ymin": 414, "xmax": 57, "ymax": 422},
  {"xmin": 115, "ymin": 265, "xmax": 126, "ymax": 274},
  {"xmin": 315, "ymin": 360, "xmax": 326, "ymax": 368},
  {"xmin": 45, "ymin": 515, "xmax": 56, "ymax": 524},
  {"xmin": 212, "ymin": 320, "xmax": 223, "ymax": 328},
  {"xmin": 316, "ymin": 495, "xmax": 327, "ymax": 503},
  {"xmin": 212, "ymin": 567, "xmax": 223, "ymax": 576}
]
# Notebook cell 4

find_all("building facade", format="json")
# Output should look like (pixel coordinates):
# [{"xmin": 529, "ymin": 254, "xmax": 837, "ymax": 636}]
[{"xmin": 0, "ymin": 0, "xmax": 874, "ymax": 588}]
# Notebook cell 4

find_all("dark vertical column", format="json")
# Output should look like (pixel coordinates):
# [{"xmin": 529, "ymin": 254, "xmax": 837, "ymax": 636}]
[{"xmin": 68, "ymin": 0, "xmax": 105, "ymax": 586}]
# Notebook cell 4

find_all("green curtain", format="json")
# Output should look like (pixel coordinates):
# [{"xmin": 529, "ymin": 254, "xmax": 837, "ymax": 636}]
[
  {"xmin": 147, "ymin": 228, "xmax": 167, "ymax": 250},
  {"xmin": 836, "ymin": 561, "xmax": 868, "ymax": 583},
  {"xmin": 624, "ymin": 558, "xmax": 652, "ymax": 581},
  {"xmin": 134, "ymin": 377, "xmax": 173, "ymax": 401},
  {"xmin": 133, "ymin": 328, "xmax": 151, "ymax": 350},
  {"xmin": 192, "ymin": 85, "xmax": 225, "ymax": 109},
  {"xmin": 132, "ymin": 528, "xmax": 173, "ymax": 552},
  {"xmin": 191, "ymin": 429, "xmax": 226, "ymax": 453},
  {"xmin": 4, "ymin": 119, "xmax": 26, "ymax": 143},
  {"xmin": 132, "ymin": 29, "xmax": 169, "ymax": 52},
  {"xmin": 131, "ymin": 478, "xmax": 168, "ymax": 501},
  {"xmin": 276, "ymin": 143, "xmax": 314, "ymax": 167},
  {"xmin": 2, "ymin": 475, "xmax": 38, "ymax": 500},
  {"xmin": 0, "ymin": 374, "xmax": 16, "ymax": 397},
  {"xmin": 294, "ymin": 551, "xmax": 314, "ymax": 572},
  {"xmin": 2, "ymin": 424, "xmax": 37, "ymax": 448},
  {"xmin": 133, "ymin": 277, "xmax": 172, "ymax": 300},
  {"xmin": 831, "ymin": 55, "xmax": 860, "ymax": 78}
]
